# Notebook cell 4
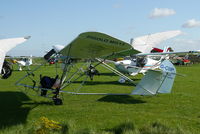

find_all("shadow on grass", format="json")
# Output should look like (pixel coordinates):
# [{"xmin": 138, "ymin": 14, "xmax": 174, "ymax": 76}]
[
  {"xmin": 98, "ymin": 95, "xmax": 146, "ymax": 104},
  {"xmin": 99, "ymin": 73, "xmax": 141, "ymax": 81},
  {"xmin": 12, "ymin": 69, "xmax": 30, "ymax": 71},
  {"xmin": 99, "ymin": 72, "xmax": 117, "ymax": 76},
  {"xmin": 0, "ymin": 91, "xmax": 53, "ymax": 130}
]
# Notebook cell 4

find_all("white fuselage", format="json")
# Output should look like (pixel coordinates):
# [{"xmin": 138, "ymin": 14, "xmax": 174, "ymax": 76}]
[
  {"xmin": 115, "ymin": 56, "xmax": 161, "ymax": 76},
  {"xmin": 17, "ymin": 57, "xmax": 32, "ymax": 71}
]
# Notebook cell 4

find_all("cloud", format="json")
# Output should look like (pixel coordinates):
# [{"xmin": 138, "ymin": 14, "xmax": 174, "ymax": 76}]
[
  {"xmin": 182, "ymin": 19, "xmax": 200, "ymax": 28},
  {"xmin": 172, "ymin": 39, "xmax": 200, "ymax": 51},
  {"xmin": 149, "ymin": 8, "xmax": 176, "ymax": 19}
]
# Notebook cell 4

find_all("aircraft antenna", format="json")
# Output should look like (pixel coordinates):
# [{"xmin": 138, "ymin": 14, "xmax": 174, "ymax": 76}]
[{"xmin": 130, "ymin": 38, "xmax": 134, "ymax": 44}]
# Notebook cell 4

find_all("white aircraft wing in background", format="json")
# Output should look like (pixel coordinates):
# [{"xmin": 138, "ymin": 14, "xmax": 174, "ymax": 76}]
[
  {"xmin": 131, "ymin": 30, "xmax": 182, "ymax": 53},
  {"xmin": 135, "ymin": 50, "xmax": 200, "ymax": 56},
  {"xmin": 0, "ymin": 36, "xmax": 31, "ymax": 78}
]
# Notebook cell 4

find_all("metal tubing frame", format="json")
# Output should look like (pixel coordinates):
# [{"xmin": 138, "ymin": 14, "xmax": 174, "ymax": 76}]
[{"xmin": 16, "ymin": 57, "xmax": 136, "ymax": 96}]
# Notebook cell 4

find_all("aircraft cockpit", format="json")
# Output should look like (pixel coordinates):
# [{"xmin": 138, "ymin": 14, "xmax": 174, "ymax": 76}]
[{"xmin": 130, "ymin": 56, "xmax": 147, "ymax": 67}]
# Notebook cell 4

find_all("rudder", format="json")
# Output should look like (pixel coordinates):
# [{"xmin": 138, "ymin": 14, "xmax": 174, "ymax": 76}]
[{"xmin": 131, "ymin": 60, "xmax": 176, "ymax": 95}]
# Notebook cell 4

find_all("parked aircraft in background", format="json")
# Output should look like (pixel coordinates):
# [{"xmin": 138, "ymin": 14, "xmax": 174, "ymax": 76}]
[
  {"xmin": 115, "ymin": 46, "xmax": 173, "ymax": 77},
  {"xmin": 15, "ymin": 56, "xmax": 33, "ymax": 71},
  {"xmin": 114, "ymin": 30, "xmax": 182, "ymax": 83},
  {"xmin": 0, "ymin": 36, "xmax": 30, "ymax": 79}
]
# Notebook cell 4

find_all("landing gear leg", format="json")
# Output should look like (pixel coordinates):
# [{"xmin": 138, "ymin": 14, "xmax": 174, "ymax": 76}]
[{"xmin": 52, "ymin": 88, "xmax": 63, "ymax": 105}]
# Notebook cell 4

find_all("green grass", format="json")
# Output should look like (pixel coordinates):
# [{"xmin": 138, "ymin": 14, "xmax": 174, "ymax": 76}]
[{"xmin": 0, "ymin": 63, "xmax": 200, "ymax": 134}]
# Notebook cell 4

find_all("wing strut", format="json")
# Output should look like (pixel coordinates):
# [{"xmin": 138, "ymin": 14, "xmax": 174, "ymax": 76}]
[{"xmin": 96, "ymin": 58, "xmax": 135, "ymax": 84}]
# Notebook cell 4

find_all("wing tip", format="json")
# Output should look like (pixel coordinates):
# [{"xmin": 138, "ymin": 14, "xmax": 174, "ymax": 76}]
[{"xmin": 24, "ymin": 36, "xmax": 31, "ymax": 40}]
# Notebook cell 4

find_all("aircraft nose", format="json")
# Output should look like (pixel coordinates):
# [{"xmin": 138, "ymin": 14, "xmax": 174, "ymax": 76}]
[{"xmin": 114, "ymin": 61, "xmax": 121, "ymax": 65}]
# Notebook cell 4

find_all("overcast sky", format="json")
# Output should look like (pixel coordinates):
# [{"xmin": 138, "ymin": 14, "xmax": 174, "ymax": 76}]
[{"xmin": 1, "ymin": 0, "xmax": 200, "ymax": 56}]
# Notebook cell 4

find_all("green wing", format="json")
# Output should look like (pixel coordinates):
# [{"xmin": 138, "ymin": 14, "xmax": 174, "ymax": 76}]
[{"xmin": 60, "ymin": 32, "xmax": 140, "ymax": 59}]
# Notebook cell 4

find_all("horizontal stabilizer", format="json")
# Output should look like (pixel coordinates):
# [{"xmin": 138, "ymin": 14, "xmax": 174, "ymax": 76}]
[
  {"xmin": 131, "ymin": 70, "xmax": 163, "ymax": 95},
  {"xmin": 131, "ymin": 60, "xmax": 176, "ymax": 95},
  {"xmin": 136, "ymin": 50, "xmax": 200, "ymax": 56}
]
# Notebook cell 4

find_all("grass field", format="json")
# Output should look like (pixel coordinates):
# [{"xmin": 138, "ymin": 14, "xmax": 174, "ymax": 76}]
[{"xmin": 0, "ymin": 63, "xmax": 200, "ymax": 134}]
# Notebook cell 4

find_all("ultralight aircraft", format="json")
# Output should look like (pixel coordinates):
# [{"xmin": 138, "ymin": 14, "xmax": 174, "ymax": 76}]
[{"xmin": 15, "ymin": 32, "xmax": 199, "ymax": 105}]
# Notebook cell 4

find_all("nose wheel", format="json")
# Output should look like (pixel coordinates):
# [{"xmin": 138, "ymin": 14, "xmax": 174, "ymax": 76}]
[{"xmin": 87, "ymin": 64, "xmax": 100, "ymax": 80}]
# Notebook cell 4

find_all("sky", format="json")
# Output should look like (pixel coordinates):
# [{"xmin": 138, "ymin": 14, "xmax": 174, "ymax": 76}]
[{"xmin": 0, "ymin": 0, "xmax": 200, "ymax": 56}]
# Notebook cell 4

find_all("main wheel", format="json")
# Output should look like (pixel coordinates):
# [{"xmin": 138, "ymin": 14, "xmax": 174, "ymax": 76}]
[
  {"xmin": 53, "ymin": 98, "xmax": 63, "ymax": 105},
  {"xmin": 1, "ymin": 61, "xmax": 12, "ymax": 79}
]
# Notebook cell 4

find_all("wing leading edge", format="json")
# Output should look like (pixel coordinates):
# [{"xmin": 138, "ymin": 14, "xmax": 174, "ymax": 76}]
[{"xmin": 0, "ymin": 36, "xmax": 30, "ymax": 76}]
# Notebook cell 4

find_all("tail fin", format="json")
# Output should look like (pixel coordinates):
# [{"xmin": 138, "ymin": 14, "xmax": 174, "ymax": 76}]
[
  {"xmin": 131, "ymin": 60, "xmax": 176, "ymax": 95},
  {"xmin": 29, "ymin": 55, "xmax": 33, "ymax": 65},
  {"xmin": 0, "ymin": 36, "xmax": 30, "ymax": 75},
  {"xmin": 157, "ymin": 60, "xmax": 176, "ymax": 93},
  {"xmin": 163, "ymin": 46, "xmax": 173, "ymax": 52}
]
